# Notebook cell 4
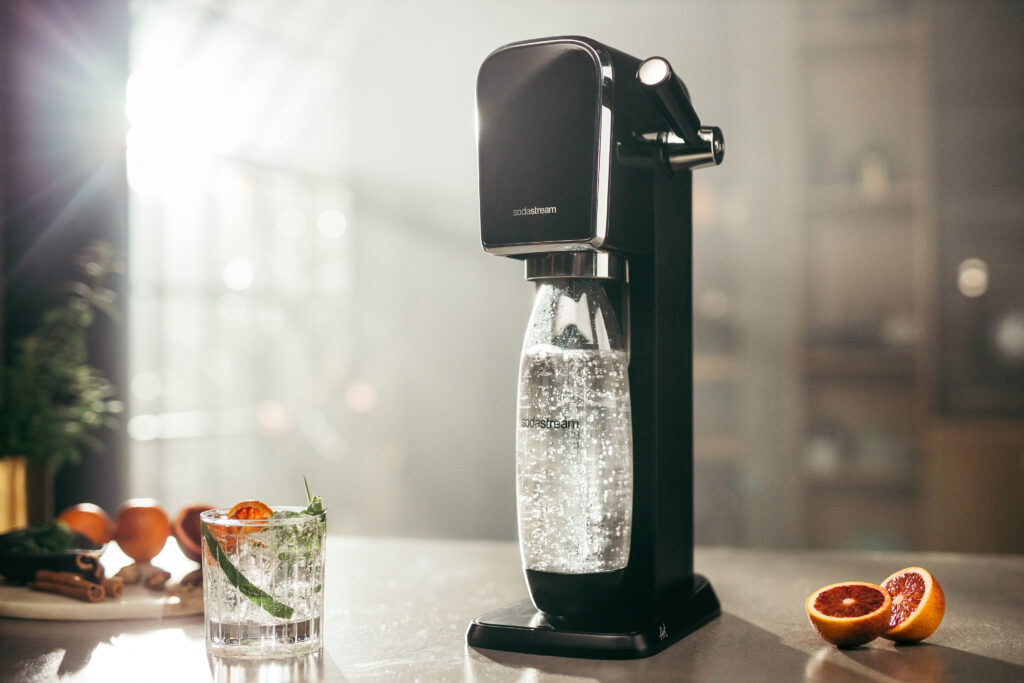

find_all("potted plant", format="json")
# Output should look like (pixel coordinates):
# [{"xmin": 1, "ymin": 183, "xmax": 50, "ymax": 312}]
[{"xmin": 0, "ymin": 241, "xmax": 124, "ymax": 530}]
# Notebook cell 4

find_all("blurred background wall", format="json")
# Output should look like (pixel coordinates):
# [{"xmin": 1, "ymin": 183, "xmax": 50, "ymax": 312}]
[{"xmin": 3, "ymin": 0, "xmax": 1022, "ymax": 552}]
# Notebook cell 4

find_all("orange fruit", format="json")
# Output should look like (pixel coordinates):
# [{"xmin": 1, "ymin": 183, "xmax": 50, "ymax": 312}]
[
  {"xmin": 114, "ymin": 498, "xmax": 171, "ymax": 562},
  {"xmin": 228, "ymin": 500, "xmax": 273, "ymax": 521},
  {"xmin": 172, "ymin": 503, "xmax": 215, "ymax": 562},
  {"xmin": 806, "ymin": 581, "xmax": 892, "ymax": 648},
  {"xmin": 57, "ymin": 503, "xmax": 114, "ymax": 545},
  {"xmin": 881, "ymin": 566, "xmax": 945, "ymax": 642}
]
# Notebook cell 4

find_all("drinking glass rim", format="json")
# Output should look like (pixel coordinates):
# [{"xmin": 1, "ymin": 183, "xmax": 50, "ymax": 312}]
[{"xmin": 200, "ymin": 505, "xmax": 325, "ymax": 529}]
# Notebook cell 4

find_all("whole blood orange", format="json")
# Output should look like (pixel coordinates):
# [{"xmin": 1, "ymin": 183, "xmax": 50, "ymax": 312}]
[
  {"xmin": 881, "ymin": 566, "xmax": 945, "ymax": 642},
  {"xmin": 806, "ymin": 581, "xmax": 892, "ymax": 648},
  {"xmin": 114, "ymin": 498, "xmax": 171, "ymax": 562},
  {"xmin": 57, "ymin": 503, "xmax": 114, "ymax": 545},
  {"xmin": 172, "ymin": 503, "xmax": 215, "ymax": 562}
]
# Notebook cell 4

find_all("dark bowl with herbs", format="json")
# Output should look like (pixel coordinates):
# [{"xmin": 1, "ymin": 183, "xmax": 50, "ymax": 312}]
[{"xmin": 0, "ymin": 520, "xmax": 107, "ymax": 584}]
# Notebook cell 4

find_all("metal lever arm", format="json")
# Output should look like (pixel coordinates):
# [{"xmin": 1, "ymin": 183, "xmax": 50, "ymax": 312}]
[
  {"xmin": 637, "ymin": 57, "xmax": 701, "ymax": 143},
  {"xmin": 637, "ymin": 57, "xmax": 724, "ymax": 171}
]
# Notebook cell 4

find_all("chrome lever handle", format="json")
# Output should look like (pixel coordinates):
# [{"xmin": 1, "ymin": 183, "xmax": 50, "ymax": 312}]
[
  {"xmin": 637, "ymin": 57, "xmax": 701, "ymax": 144},
  {"xmin": 637, "ymin": 57, "xmax": 724, "ymax": 171}
]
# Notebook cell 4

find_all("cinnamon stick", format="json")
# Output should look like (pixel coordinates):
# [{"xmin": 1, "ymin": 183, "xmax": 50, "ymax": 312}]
[
  {"xmin": 28, "ymin": 578, "xmax": 104, "ymax": 603},
  {"xmin": 73, "ymin": 553, "xmax": 104, "ymax": 583},
  {"xmin": 102, "ymin": 576, "xmax": 123, "ymax": 599},
  {"xmin": 35, "ymin": 569, "xmax": 94, "ymax": 588}
]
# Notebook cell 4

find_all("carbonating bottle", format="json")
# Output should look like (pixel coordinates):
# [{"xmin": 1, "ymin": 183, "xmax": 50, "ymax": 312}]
[{"xmin": 516, "ymin": 278, "xmax": 633, "ymax": 617}]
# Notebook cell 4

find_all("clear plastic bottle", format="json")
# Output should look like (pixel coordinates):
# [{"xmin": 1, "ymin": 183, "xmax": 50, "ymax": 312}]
[{"xmin": 516, "ymin": 278, "xmax": 633, "ymax": 585}]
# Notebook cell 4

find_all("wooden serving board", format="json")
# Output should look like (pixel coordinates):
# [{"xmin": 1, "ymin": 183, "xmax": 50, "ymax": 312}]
[{"xmin": 0, "ymin": 582, "xmax": 202, "ymax": 621}]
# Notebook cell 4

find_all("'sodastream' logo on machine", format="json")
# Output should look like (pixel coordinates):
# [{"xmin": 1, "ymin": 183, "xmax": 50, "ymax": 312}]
[{"xmin": 512, "ymin": 206, "xmax": 558, "ymax": 217}]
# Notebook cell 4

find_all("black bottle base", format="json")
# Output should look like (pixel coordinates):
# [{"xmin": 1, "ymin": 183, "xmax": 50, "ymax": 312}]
[
  {"xmin": 466, "ymin": 574, "xmax": 719, "ymax": 660},
  {"xmin": 525, "ymin": 567, "xmax": 627, "ymax": 619}
]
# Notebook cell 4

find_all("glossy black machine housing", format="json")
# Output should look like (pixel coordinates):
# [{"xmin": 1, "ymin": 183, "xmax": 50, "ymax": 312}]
[{"xmin": 468, "ymin": 36, "xmax": 724, "ymax": 659}]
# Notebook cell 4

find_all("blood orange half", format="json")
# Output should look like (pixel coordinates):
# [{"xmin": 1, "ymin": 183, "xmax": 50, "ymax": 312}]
[
  {"xmin": 806, "ymin": 581, "xmax": 892, "ymax": 648},
  {"xmin": 881, "ymin": 566, "xmax": 945, "ymax": 642},
  {"xmin": 173, "ymin": 503, "xmax": 215, "ymax": 562}
]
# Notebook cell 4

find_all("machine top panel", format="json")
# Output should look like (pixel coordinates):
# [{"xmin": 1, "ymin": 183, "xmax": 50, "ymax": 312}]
[{"xmin": 477, "ymin": 38, "xmax": 608, "ymax": 255}]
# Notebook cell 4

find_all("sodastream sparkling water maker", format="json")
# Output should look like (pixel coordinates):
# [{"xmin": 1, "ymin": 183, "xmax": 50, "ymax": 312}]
[{"xmin": 466, "ymin": 36, "xmax": 725, "ymax": 659}]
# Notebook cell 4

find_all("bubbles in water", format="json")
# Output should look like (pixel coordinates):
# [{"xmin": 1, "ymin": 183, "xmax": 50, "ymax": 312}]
[{"xmin": 516, "ymin": 345, "xmax": 633, "ymax": 574}]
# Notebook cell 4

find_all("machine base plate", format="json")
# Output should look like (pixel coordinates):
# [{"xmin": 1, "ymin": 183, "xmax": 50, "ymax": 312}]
[{"xmin": 466, "ymin": 574, "xmax": 720, "ymax": 659}]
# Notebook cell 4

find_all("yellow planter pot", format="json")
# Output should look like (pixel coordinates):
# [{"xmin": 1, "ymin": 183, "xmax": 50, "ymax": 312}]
[{"xmin": 0, "ymin": 457, "xmax": 29, "ymax": 534}]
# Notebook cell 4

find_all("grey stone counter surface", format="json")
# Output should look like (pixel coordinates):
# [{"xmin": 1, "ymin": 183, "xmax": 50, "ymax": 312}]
[{"xmin": 1, "ymin": 537, "xmax": 1022, "ymax": 681}]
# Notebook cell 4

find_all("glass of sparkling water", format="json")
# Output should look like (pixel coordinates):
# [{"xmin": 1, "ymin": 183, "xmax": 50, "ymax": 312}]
[{"xmin": 200, "ymin": 506, "xmax": 326, "ymax": 658}]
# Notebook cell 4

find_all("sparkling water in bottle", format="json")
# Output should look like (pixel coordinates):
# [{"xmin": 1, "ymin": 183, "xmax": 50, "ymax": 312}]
[{"xmin": 516, "ymin": 278, "xmax": 633, "ymax": 591}]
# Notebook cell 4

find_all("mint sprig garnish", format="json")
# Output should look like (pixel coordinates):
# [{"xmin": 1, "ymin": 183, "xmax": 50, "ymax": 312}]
[
  {"xmin": 201, "ymin": 522, "xmax": 294, "ymax": 620},
  {"xmin": 301, "ymin": 475, "xmax": 325, "ymax": 516}
]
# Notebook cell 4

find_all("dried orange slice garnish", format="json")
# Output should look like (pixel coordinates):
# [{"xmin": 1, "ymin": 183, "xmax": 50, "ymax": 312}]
[
  {"xmin": 881, "ymin": 566, "xmax": 945, "ymax": 642},
  {"xmin": 228, "ymin": 500, "xmax": 273, "ymax": 521},
  {"xmin": 806, "ymin": 581, "xmax": 892, "ymax": 648},
  {"xmin": 204, "ymin": 500, "xmax": 274, "ymax": 559}
]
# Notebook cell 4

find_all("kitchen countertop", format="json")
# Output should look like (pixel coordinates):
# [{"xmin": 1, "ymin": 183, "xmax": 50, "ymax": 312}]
[{"xmin": 1, "ymin": 537, "xmax": 1022, "ymax": 682}]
